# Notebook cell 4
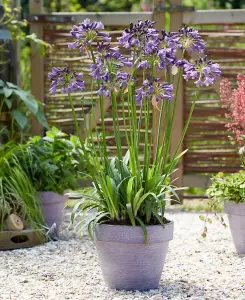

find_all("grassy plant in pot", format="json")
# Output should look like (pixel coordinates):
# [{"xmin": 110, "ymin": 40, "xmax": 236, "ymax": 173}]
[
  {"xmin": 207, "ymin": 74, "xmax": 245, "ymax": 254},
  {"xmin": 0, "ymin": 144, "xmax": 46, "ymax": 249},
  {"xmin": 10, "ymin": 127, "xmax": 92, "ymax": 235},
  {"xmin": 49, "ymin": 19, "xmax": 220, "ymax": 290}
]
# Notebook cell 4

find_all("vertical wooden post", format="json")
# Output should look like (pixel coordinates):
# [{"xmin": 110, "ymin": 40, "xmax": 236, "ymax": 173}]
[
  {"xmin": 30, "ymin": 0, "xmax": 44, "ymax": 136},
  {"xmin": 152, "ymin": 0, "xmax": 165, "ymax": 158},
  {"xmin": 170, "ymin": 0, "xmax": 184, "ymax": 201},
  {"xmin": 14, "ymin": 0, "xmax": 21, "ymax": 86}
]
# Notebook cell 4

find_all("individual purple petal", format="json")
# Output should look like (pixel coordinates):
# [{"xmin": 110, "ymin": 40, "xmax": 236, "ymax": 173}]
[{"xmin": 68, "ymin": 40, "xmax": 80, "ymax": 49}]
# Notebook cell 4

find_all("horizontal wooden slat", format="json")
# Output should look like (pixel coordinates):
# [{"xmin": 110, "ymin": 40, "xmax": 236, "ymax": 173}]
[{"xmin": 183, "ymin": 9, "xmax": 245, "ymax": 25}]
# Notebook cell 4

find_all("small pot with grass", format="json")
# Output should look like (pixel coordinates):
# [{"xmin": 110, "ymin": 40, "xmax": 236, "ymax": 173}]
[
  {"xmin": 0, "ymin": 145, "xmax": 45, "ymax": 241},
  {"xmin": 7, "ymin": 127, "xmax": 93, "ymax": 235},
  {"xmin": 50, "ymin": 20, "xmax": 220, "ymax": 290}
]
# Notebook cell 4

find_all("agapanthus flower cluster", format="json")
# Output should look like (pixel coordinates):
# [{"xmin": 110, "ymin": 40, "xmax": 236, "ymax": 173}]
[
  {"xmin": 48, "ymin": 66, "xmax": 84, "ymax": 94},
  {"xmin": 167, "ymin": 25, "xmax": 206, "ymax": 53},
  {"xmin": 136, "ymin": 77, "xmax": 174, "ymax": 105},
  {"xmin": 90, "ymin": 44, "xmax": 132, "ymax": 96},
  {"xmin": 68, "ymin": 18, "xmax": 110, "ymax": 52},
  {"xmin": 49, "ymin": 19, "xmax": 221, "ymax": 100},
  {"xmin": 118, "ymin": 20, "xmax": 158, "ymax": 53},
  {"xmin": 220, "ymin": 74, "xmax": 245, "ymax": 145},
  {"xmin": 183, "ymin": 57, "xmax": 221, "ymax": 87}
]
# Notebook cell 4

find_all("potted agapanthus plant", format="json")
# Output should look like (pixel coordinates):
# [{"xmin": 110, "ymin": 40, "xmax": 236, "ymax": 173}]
[
  {"xmin": 49, "ymin": 19, "xmax": 220, "ymax": 290},
  {"xmin": 207, "ymin": 74, "xmax": 245, "ymax": 254}
]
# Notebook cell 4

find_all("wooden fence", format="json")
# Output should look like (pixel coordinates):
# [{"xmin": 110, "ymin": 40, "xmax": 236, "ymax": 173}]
[{"xmin": 29, "ymin": 0, "xmax": 245, "ymax": 189}]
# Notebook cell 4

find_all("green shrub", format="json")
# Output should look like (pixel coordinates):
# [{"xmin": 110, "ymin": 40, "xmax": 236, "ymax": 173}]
[{"xmin": 207, "ymin": 171, "xmax": 245, "ymax": 204}]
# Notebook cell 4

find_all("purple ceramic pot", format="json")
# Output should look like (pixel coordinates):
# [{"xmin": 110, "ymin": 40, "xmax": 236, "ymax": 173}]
[
  {"xmin": 224, "ymin": 201, "xmax": 245, "ymax": 254},
  {"xmin": 39, "ymin": 192, "xmax": 67, "ymax": 235},
  {"xmin": 95, "ymin": 221, "xmax": 174, "ymax": 291}
]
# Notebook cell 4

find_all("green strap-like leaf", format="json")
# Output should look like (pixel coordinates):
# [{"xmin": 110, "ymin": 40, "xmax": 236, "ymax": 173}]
[
  {"xmin": 135, "ymin": 216, "xmax": 148, "ymax": 244},
  {"xmin": 127, "ymin": 176, "xmax": 135, "ymax": 203},
  {"xmin": 126, "ymin": 203, "xmax": 136, "ymax": 226}
]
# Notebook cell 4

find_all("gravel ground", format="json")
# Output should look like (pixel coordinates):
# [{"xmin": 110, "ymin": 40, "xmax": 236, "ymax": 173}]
[{"xmin": 0, "ymin": 210, "xmax": 245, "ymax": 300}]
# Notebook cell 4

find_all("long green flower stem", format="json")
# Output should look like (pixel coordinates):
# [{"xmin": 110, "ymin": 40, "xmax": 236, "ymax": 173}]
[
  {"xmin": 121, "ymin": 93, "xmax": 130, "ymax": 149},
  {"xmin": 68, "ymin": 93, "xmax": 86, "ymax": 152},
  {"xmin": 164, "ymin": 89, "xmax": 200, "ymax": 177},
  {"xmin": 162, "ymin": 69, "xmax": 182, "ymax": 171},
  {"xmin": 152, "ymin": 98, "xmax": 167, "ymax": 172},
  {"xmin": 88, "ymin": 46, "xmax": 108, "ymax": 166},
  {"xmin": 111, "ymin": 91, "xmax": 123, "ymax": 171},
  {"xmin": 152, "ymin": 69, "xmax": 182, "ymax": 176},
  {"xmin": 143, "ymin": 97, "xmax": 151, "ymax": 184},
  {"xmin": 127, "ymin": 85, "xmax": 137, "ymax": 176},
  {"xmin": 68, "ymin": 92, "xmax": 104, "ymax": 193}
]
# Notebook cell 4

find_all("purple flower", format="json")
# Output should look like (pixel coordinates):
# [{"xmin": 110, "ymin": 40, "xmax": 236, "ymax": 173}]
[
  {"xmin": 138, "ymin": 60, "xmax": 150, "ymax": 69},
  {"xmin": 183, "ymin": 57, "xmax": 221, "ymax": 87},
  {"xmin": 136, "ymin": 77, "xmax": 174, "ymax": 104},
  {"xmin": 116, "ymin": 71, "xmax": 130, "ymax": 87},
  {"xmin": 118, "ymin": 20, "xmax": 159, "ymax": 53},
  {"xmin": 68, "ymin": 18, "xmax": 111, "ymax": 52},
  {"xmin": 90, "ymin": 43, "xmax": 132, "ymax": 83},
  {"xmin": 98, "ymin": 83, "xmax": 110, "ymax": 97},
  {"xmin": 90, "ymin": 57, "xmax": 110, "ymax": 81},
  {"xmin": 166, "ymin": 26, "xmax": 206, "ymax": 53},
  {"xmin": 157, "ymin": 48, "xmax": 177, "ymax": 70},
  {"xmin": 48, "ymin": 66, "xmax": 84, "ymax": 94}
]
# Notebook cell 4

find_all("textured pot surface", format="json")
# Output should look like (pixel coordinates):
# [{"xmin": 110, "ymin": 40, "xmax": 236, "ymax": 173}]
[
  {"xmin": 95, "ymin": 222, "xmax": 174, "ymax": 291},
  {"xmin": 39, "ymin": 192, "xmax": 67, "ymax": 234},
  {"xmin": 224, "ymin": 201, "xmax": 245, "ymax": 254}
]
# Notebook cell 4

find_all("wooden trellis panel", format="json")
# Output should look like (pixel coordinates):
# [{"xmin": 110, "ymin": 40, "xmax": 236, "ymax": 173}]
[{"xmin": 183, "ymin": 24, "xmax": 245, "ymax": 177}]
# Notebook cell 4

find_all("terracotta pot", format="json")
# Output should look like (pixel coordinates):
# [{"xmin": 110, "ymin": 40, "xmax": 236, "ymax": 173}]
[
  {"xmin": 224, "ymin": 201, "xmax": 245, "ymax": 254},
  {"xmin": 38, "ymin": 192, "xmax": 67, "ymax": 235},
  {"xmin": 95, "ymin": 221, "xmax": 174, "ymax": 291}
]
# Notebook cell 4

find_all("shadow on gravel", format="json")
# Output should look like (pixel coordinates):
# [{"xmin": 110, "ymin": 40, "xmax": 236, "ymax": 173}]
[{"xmin": 158, "ymin": 280, "xmax": 209, "ymax": 299}]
